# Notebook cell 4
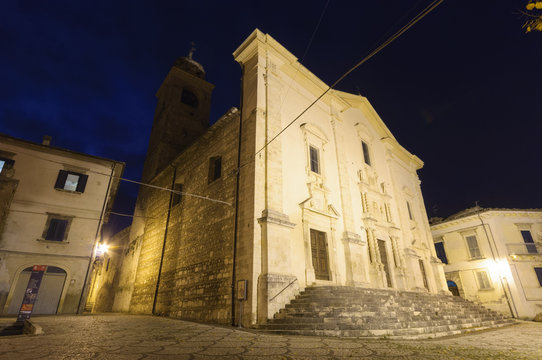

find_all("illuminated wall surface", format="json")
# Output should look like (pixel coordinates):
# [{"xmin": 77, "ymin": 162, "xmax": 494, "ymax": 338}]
[
  {"xmin": 94, "ymin": 30, "xmax": 449, "ymax": 325},
  {"xmin": 0, "ymin": 134, "xmax": 123, "ymax": 315},
  {"xmin": 432, "ymin": 208, "xmax": 542, "ymax": 320}
]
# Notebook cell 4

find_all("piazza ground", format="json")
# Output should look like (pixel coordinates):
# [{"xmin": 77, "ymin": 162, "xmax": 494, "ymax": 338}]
[{"xmin": 0, "ymin": 314, "xmax": 541, "ymax": 359}]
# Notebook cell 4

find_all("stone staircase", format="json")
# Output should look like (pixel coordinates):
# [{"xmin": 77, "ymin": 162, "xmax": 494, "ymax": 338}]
[{"xmin": 258, "ymin": 286, "xmax": 516, "ymax": 339}]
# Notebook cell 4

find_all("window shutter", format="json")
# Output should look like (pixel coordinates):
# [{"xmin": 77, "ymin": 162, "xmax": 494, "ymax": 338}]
[
  {"xmin": 75, "ymin": 174, "xmax": 88, "ymax": 193},
  {"xmin": 46, "ymin": 219, "xmax": 68, "ymax": 241},
  {"xmin": 466, "ymin": 236, "xmax": 481, "ymax": 258},
  {"xmin": 55, "ymin": 170, "xmax": 68, "ymax": 189}
]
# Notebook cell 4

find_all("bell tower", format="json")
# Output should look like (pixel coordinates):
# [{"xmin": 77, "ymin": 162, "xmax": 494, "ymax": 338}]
[{"xmin": 142, "ymin": 48, "xmax": 214, "ymax": 182}]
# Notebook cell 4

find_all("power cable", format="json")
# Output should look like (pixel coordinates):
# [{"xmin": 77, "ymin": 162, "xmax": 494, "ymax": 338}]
[
  {"xmin": 7, "ymin": 148, "xmax": 232, "ymax": 206},
  {"xmin": 8, "ymin": 208, "xmax": 160, "ymax": 220},
  {"xmin": 277, "ymin": 0, "xmax": 331, "ymax": 113},
  {"xmin": 254, "ymin": 0, "xmax": 444, "ymax": 158}
]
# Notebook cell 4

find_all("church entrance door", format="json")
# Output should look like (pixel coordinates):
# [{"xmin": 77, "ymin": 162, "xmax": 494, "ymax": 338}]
[{"xmin": 310, "ymin": 229, "xmax": 330, "ymax": 280}]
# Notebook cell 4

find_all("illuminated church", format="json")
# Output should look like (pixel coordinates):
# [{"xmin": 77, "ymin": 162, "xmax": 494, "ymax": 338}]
[{"xmin": 90, "ymin": 30, "xmax": 511, "ymax": 336}]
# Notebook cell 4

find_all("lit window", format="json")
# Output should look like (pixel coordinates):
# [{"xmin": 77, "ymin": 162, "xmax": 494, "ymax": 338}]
[
  {"xmin": 466, "ymin": 235, "xmax": 482, "ymax": 258},
  {"xmin": 208, "ymin": 156, "xmax": 222, "ymax": 184},
  {"xmin": 521, "ymin": 230, "xmax": 537, "ymax": 254},
  {"xmin": 434, "ymin": 242, "xmax": 448, "ymax": 264},
  {"xmin": 54, "ymin": 170, "xmax": 88, "ymax": 193},
  {"xmin": 361, "ymin": 141, "xmax": 371, "ymax": 166},
  {"xmin": 309, "ymin": 146, "xmax": 320, "ymax": 174},
  {"xmin": 475, "ymin": 270, "xmax": 492, "ymax": 290},
  {"xmin": 42, "ymin": 215, "xmax": 72, "ymax": 242},
  {"xmin": 0, "ymin": 158, "xmax": 14, "ymax": 175}
]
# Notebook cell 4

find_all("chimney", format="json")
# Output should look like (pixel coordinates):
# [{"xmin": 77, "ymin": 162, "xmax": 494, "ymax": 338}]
[{"xmin": 42, "ymin": 135, "xmax": 52, "ymax": 146}]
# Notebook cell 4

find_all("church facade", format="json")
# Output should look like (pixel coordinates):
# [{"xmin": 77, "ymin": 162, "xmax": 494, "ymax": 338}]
[{"xmin": 99, "ymin": 29, "xmax": 448, "ymax": 326}]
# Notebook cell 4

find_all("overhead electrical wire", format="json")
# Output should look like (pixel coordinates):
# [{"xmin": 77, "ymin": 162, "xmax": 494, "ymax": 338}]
[
  {"xmin": 9, "ymin": 208, "xmax": 160, "ymax": 221},
  {"xmin": 253, "ymin": 0, "xmax": 444, "ymax": 158},
  {"xmin": 5, "ymin": 0, "xmax": 442, "ymax": 212},
  {"xmin": 7, "ymin": 148, "xmax": 232, "ymax": 207},
  {"xmin": 276, "ymin": 0, "xmax": 331, "ymax": 114}
]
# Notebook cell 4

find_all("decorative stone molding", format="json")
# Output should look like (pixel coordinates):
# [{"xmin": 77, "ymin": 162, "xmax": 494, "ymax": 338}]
[
  {"xmin": 342, "ymin": 231, "xmax": 365, "ymax": 245},
  {"xmin": 404, "ymin": 248, "xmax": 421, "ymax": 259},
  {"xmin": 257, "ymin": 209, "xmax": 296, "ymax": 229}
]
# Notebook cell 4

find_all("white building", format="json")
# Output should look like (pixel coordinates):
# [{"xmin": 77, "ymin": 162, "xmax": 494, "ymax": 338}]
[
  {"xmin": 100, "ymin": 30, "xmax": 449, "ymax": 326},
  {"xmin": 431, "ymin": 207, "xmax": 542, "ymax": 320},
  {"xmin": 0, "ymin": 133, "xmax": 124, "ymax": 315}
]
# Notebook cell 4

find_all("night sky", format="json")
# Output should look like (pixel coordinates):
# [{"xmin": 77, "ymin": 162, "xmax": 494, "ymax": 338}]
[{"xmin": 1, "ymin": 1, "xmax": 540, "ymax": 236}]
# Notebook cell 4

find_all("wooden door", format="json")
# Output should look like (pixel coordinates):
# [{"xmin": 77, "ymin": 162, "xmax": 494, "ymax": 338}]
[{"xmin": 310, "ymin": 229, "xmax": 330, "ymax": 280}]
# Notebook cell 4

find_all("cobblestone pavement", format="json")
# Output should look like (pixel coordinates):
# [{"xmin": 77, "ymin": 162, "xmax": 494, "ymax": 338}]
[{"xmin": 0, "ymin": 314, "xmax": 541, "ymax": 359}]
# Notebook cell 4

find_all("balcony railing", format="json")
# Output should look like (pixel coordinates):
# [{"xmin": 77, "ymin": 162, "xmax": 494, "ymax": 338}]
[{"xmin": 506, "ymin": 242, "xmax": 542, "ymax": 255}]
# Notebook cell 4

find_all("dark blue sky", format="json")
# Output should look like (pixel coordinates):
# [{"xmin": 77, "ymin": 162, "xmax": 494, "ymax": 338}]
[{"xmin": 1, "ymin": 1, "xmax": 540, "ymax": 235}]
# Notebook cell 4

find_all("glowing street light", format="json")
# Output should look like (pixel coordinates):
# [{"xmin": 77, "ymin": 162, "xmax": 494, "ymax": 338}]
[{"xmin": 95, "ymin": 243, "xmax": 109, "ymax": 257}]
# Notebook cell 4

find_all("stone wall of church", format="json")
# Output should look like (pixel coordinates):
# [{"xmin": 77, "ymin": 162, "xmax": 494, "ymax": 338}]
[{"xmin": 128, "ymin": 109, "xmax": 240, "ymax": 324}]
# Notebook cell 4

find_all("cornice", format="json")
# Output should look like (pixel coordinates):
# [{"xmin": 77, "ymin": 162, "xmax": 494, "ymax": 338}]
[{"xmin": 431, "ymin": 208, "xmax": 542, "ymax": 231}]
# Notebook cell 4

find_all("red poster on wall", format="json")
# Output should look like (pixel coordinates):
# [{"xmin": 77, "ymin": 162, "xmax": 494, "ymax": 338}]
[{"xmin": 16, "ymin": 265, "xmax": 47, "ymax": 322}]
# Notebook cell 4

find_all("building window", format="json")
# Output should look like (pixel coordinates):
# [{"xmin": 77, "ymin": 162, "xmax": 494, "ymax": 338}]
[
  {"xmin": 419, "ymin": 259, "xmax": 429, "ymax": 290},
  {"xmin": 434, "ymin": 242, "xmax": 448, "ymax": 264},
  {"xmin": 475, "ymin": 270, "xmax": 492, "ymax": 290},
  {"xmin": 406, "ymin": 201, "xmax": 413, "ymax": 220},
  {"xmin": 361, "ymin": 141, "xmax": 371, "ymax": 166},
  {"xmin": 42, "ymin": 215, "xmax": 72, "ymax": 242},
  {"xmin": 172, "ymin": 183, "xmax": 183, "ymax": 206},
  {"xmin": 535, "ymin": 267, "xmax": 542, "ymax": 286},
  {"xmin": 309, "ymin": 146, "xmax": 320, "ymax": 174},
  {"xmin": 54, "ymin": 170, "xmax": 88, "ymax": 193},
  {"xmin": 466, "ymin": 235, "xmax": 482, "ymax": 259},
  {"xmin": 521, "ymin": 230, "xmax": 537, "ymax": 254},
  {"xmin": 181, "ymin": 88, "xmax": 198, "ymax": 108},
  {"xmin": 0, "ymin": 158, "xmax": 15, "ymax": 175},
  {"xmin": 208, "ymin": 156, "xmax": 222, "ymax": 183}
]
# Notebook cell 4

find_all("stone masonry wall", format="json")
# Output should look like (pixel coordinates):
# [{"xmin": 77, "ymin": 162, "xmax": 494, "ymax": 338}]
[{"xmin": 130, "ymin": 109, "xmax": 240, "ymax": 324}]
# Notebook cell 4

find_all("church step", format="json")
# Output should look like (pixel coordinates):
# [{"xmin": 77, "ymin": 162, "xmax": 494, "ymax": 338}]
[
  {"xmin": 265, "ymin": 316, "xmax": 512, "ymax": 330},
  {"xmin": 261, "ymin": 286, "xmax": 515, "ymax": 339},
  {"xmin": 259, "ymin": 320, "xmax": 515, "ymax": 339}
]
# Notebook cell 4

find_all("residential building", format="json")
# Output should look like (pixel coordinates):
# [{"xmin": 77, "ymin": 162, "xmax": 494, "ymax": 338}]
[
  {"xmin": 431, "ymin": 206, "xmax": 542, "ymax": 320},
  {"xmin": 0, "ymin": 133, "xmax": 124, "ymax": 315}
]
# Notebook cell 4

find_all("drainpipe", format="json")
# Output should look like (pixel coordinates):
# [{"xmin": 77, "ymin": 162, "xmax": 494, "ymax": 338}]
[
  {"xmin": 152, "ymin": 165, "xmax": 176, "ymax": 315},
  {"xmin": 231, "ymin": 64, "xmax": 244, "ymax": 326},
  {"xmin": 476, "ymin": 208, "xmax": 518, "ymax": 318},
  {"xmin": 77, "ymin": 162, "xmax": 116, "ymax": 314}
]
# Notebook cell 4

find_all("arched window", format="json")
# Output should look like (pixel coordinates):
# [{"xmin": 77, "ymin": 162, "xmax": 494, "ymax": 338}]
[
  {"xmin": 447, "ymin": 280, "xmax": 460, "ymax": 296},
  {"xmin": 181, "ymin": 88, "xmax": 198, "ymax": 108}
]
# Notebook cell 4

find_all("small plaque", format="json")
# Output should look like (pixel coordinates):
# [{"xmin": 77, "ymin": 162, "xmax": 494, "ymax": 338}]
[{"xmin": 237, "ymin": 280, "xmax": 248, "ymax": 301}]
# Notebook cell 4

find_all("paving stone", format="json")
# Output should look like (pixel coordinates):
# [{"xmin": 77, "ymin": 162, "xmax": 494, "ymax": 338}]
[{"xmin": 0, "ymin": 315, "xmax": 540, "ymax": 359}]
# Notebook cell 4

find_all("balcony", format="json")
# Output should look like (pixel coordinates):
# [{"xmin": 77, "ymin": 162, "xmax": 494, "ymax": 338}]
[{"xmin": 506, "ymin": 242, "xmax": 542, "ymax": 256}]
